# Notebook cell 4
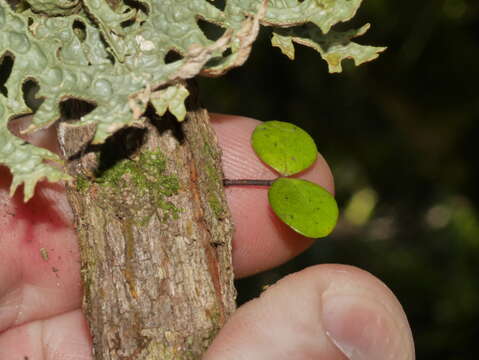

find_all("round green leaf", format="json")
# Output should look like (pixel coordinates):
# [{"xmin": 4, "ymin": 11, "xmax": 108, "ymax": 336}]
[
  {"xmin": 252, "ymin": 121, "xmax": 318, "ymax": 176},
  {"xmin": 268, "ymin": 178, "xmax": 338, "ymax": 238}
]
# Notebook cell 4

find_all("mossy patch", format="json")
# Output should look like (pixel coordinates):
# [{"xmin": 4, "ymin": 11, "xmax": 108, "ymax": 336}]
[
  {"xmin": 93, "ymin": 149, "xmax": 179, "ymax": 224},
  {"xmin": 76, "ymin": 175, "xmax": 91, "ymax": 193},
  {"xmin": 208, "ymin": 194, "xmax": 224, "ymax": 218},
  {"xmin": 201, "ymin": 142, "xmax": 226, "ymax": 219}
]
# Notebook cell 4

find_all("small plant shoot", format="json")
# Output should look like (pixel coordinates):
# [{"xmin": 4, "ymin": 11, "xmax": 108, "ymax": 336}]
[{"xmin": 251, "ymin": 121, "xmax": 338, "ymax": 238}]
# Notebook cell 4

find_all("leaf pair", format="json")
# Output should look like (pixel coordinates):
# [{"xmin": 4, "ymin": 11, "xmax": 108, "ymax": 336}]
[{"xmin": 251, "ymin": 121, "xmax": 338, "ymax": 238}]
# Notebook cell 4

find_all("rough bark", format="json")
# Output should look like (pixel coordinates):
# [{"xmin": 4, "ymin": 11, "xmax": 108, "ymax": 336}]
[{"xmin": 60, "ymin": 85, "xmax": 236, "ymax": 359}]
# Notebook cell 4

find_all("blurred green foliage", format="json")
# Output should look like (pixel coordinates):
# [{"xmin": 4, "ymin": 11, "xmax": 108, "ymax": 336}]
[{"xmin": 199, "ymin": 0, "xmax": 479, "ymax": 358}]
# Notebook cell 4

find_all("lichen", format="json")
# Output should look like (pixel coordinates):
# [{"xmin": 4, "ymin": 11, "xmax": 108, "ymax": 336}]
[{"xmin": 0, "ymin": 0, "xmax": 384, "ymax": 201}]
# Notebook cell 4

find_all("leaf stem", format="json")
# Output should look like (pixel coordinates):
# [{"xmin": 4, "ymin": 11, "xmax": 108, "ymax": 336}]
[{"xmin": 223, "ymin": 179, "xmax": 275, "ymax": 187}]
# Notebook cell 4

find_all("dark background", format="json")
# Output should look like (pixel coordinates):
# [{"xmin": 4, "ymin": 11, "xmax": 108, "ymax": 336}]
[{"xmin": 200, "ymin": 0, "xmax": 479, "ymax": 358}]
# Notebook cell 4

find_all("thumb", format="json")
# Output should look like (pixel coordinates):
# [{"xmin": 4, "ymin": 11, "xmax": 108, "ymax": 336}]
[{"xmin": 205, "ymin": 264, "xmax": 415, "ymax": 360}]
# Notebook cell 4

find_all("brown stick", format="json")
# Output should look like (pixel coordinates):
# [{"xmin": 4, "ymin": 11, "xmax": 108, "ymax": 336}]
[{"xmin": 61, "ymin": 85, "xmax": 236, "ymax": 359}]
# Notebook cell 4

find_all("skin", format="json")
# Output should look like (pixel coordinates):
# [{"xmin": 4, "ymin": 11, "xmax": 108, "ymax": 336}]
[{"xmin": 0, "ymin": 114, "xmax": 415, "ymax": 359}]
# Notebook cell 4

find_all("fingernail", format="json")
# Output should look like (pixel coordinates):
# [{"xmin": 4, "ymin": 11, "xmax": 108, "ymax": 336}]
[{"xmin": 322, "ymin": 293, "xmax": 410, "ymax": 360}]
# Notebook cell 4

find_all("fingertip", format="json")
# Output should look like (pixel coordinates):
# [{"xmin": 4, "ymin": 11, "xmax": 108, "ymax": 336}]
[
  {"xmin": 318, "ymin": 265, "xmax": 415, "ymax": 360},
  {"xmin": 206, "ymin": 264, "xmax": 415, "ymax": 360}
]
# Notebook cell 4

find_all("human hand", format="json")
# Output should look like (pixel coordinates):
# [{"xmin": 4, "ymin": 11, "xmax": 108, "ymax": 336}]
[{"xmin": 0, "ymin": 114, "xmax": 414, "ymax": 359}]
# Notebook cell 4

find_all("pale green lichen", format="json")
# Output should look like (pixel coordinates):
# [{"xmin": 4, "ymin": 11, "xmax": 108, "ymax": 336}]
[
  {"xmin": 0, "ymin": 0, "xmax": 384, "ymax": 201},
  {"xmin": 272, "ymin": 23, "xmax": 387, "ymax": 73},
  {"xmin": 151, "ymin": 83, "xmax": 190, "ymax": 122}
]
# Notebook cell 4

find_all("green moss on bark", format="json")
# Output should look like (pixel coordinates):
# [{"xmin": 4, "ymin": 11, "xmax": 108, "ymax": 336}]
[
  {"xmin": 75, "ymin": 149, "xmax": 180, "ymax": 225},
  {"xmin": 201, "ymin": 142, "xmax": 226, "ymax": 219}
]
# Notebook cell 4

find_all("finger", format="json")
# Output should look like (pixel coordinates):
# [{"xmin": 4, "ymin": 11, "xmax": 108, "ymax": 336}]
[
  {"xmin": 0, "ymin": 309, "xmax": 92, "ymax": 360},
  {"xmin": 205, "ymin": 264, "xmax": 415, "ymax": 360},
  {"xmin": 210, "ymin": 114, "xmax": 334, "ymax": 278},
  {"xmin": 0, "ymin": 167, "xmax": 81, "ymax": 333},
  {"xmin": 0, "ymin": 115, "xmax": 87, "ymax": 333}
]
